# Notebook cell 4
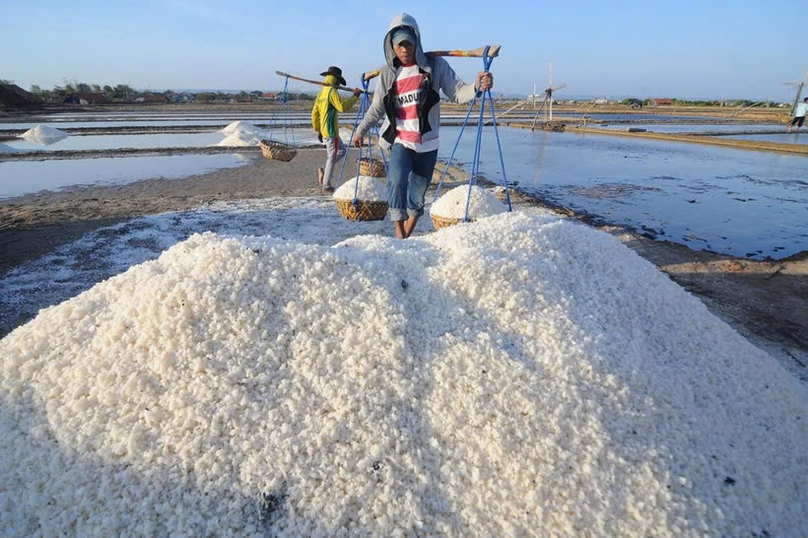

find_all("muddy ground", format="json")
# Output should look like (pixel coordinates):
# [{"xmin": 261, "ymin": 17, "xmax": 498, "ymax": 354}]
[{"xmin": 1, "ymin": 148, "xmax": 805, "ymax": 381}]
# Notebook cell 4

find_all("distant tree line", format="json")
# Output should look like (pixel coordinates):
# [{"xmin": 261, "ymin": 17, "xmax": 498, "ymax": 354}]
[
  {"xmin": 22, "ymin": 81, "xmax": 137, "ymax": 102},
  {"xmin": 11, "ymin": 80, "xmax": 317, "ymax": 103},
  {"xmin": 194, "ymin": 90, "xmax": 314, "ymax": 103}
]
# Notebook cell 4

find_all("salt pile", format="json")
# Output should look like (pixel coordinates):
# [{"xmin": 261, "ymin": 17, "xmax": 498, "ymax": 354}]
[
  {"xmin": 333, "ymin": 175, "xmax": 387, "ymax": 201},
  {"xmin": 216, "ymin": 130, "xmax": 263, "ymax": 147},
  {"xmin": 216, "ymin": 121, "xmax": 265, "ymax": 146},
  {"xmin": 20, "ymin": 124, "xmax": 69, "ymax": 146},
  {"xmin": 0, "ymin": 143, "xmax": 19, "ymax": 154},
  {"xmin": 1, "ymin": 212, "xmax": 806, "ymax": 536},
  {"xmin": 431, "ymin": 184, "xmax": 507, "ymax": 220},
  {"xmin": 220, "ymin": 120, "xmax": 260, "ymax": 135}
]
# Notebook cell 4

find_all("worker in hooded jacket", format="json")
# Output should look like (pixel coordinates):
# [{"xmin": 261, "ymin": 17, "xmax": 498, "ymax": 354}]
[{"xmin": 352, "ymin": 13, "xmax": 493, "ymax": 238}]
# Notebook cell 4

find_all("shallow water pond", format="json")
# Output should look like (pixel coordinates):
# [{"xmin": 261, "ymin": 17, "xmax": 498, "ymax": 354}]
[
  {"xmin": 597, "ymin": 123, "xmax": 780, "ymax": 134},
  {"xmin": 439, "ymin": 126, "xmax": 807, "ymax": 259},
  {"xmin": 0, "ymin": 154, "xmax": 255, "ymax": 199},
  {"xmin": 723, "ymin": 132, "xmax": 808, "ymax": 145}
]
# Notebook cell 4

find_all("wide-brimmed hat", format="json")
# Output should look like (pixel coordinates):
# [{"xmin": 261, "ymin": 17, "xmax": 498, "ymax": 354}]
[{"xmin": 320, "ymin": 66, "xmax": 346, "ymax": 87}]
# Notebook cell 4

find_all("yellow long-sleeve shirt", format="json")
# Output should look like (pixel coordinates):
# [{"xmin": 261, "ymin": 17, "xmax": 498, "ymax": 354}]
[{"xmin": 311, "ymin": 75, "xmax": 359, "ymax": 139}]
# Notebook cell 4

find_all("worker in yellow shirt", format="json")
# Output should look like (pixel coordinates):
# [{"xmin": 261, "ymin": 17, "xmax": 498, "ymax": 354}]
[{"xmin": 311, "ymin": 66, "xmax": 361, "ymax": 192}]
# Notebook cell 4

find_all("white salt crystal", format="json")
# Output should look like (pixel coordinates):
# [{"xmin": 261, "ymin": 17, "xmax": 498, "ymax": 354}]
[
  {"xmin": 333, "ymin": 176, "xmax": 387, "ymax": 201},
  {"xmin": 430, "ymin": 184, "xmax": 507, "ymax": 220}
]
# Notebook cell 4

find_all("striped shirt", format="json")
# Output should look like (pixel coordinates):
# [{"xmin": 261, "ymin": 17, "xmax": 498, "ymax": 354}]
[{"xmin": 393, "ymin": 64, "xmax": 439, "ymax": 152}]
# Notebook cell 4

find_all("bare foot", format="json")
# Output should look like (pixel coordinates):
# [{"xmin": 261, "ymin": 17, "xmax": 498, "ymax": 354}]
[
  {"xmin": 317, "ymin": 167, "xmax": 324, "ymax": 186},
  {"xmin": 403, "ymin": 215, "xmax": 419, "ymax": 238},
  {"xmin": 393, "ymin": 221, "xmax": 406, "ymax": 239}
]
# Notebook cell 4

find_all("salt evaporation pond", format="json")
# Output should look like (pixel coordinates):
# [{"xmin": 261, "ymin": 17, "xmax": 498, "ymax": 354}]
[
  {"xmin": 0, "ymin": 154, "xmax": 255, "ymax": 199},
  {"xmin": 439, "ymin": 127, "xmax": 807, "ymax": 259},
  {"xmin": 3, "ymin": 132, "xmax": 225, "ymax": 151},
  {"xmin": 1, "ymin": 212, "xmax": 805, "ymax": 536},
  {"xmin": 724, "ymin": 132, "xmax": 808, "ymax": 145},
  {"xmin": 551, "ymin": 113, "xmax": 731, "ymax": 121},
  {"xmin": 597, "ymin": 124, "xmax": 781, "ymax": 134},
  {"xmin": 0, "ymin": 119, "xmax": 288, "ymax": 130},
  {"xmin": 0, "ymin": 116, "xmax": 463, "ymax": 131},
  {"xmin": 0, "ymin": 113, "xmax": 749, "ymax": 132},
  {"xmin": 0, "ymin": 130, "xmax": 327, "ymax": 153}
]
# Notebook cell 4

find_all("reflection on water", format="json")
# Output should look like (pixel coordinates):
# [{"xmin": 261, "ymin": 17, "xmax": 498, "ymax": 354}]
[
  {"xmin": 438, "ymin": 126, "xmax": 807, "ymax": 259},
  {"xmin": 597, "ymin": 123, "xmax": 780, "ymax": 133},
  {"xmin": 724, "ymin": 133, "xmax": 808, "ymax": 145},
  {"xmin": 0, "ymin": 120, "xmax": 286, "ymax": 130},
  {"xmin": 5, "ymin": 132, "xmax": 226, "ymax": 151},
  {"xmin": 0, "ymin": 154, "xmax": 255, "ymax": 199}
]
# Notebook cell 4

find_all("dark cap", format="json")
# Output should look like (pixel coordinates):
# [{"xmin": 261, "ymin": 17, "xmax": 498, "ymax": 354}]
[{"xmin": 391, "ymin": 27, "xmax": 417, "ymax": 47}]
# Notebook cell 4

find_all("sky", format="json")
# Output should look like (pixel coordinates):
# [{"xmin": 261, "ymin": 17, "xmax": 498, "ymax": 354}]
[{"xmin": 2, "ymin": 0, "xmax": 806, "ymax": 101}]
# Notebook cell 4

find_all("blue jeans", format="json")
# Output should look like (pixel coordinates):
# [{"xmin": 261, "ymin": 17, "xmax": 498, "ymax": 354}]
[{"xmin": 387, "ymin": 144, "xmax": 438, "ymax": 221}]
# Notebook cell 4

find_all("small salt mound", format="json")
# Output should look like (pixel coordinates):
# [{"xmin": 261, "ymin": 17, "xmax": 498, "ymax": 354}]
[
  {"xmin": 216, "ymin": 130, "xmax": 262, "ymax": 147},
  {"xmin": 333, "ymin": 175, "xmax": 387, "ymax": 201},
  {"xmin": 430, "ymin": 184, "xmax": 507, "ymax": 220},
  {"xmin": 220, "ymin": 120, "xmax": 260, "ymax": 135},
  {"xmin": 0, "ymin": 143, "xmax": 18, "ymax": 154},
  {"xmin": 1, "ymin": 213, "xmax": 806, "ymax": 536},
  {"xmin": 21, "ymin": 124, "xmax": 69, "ymax": 145}
]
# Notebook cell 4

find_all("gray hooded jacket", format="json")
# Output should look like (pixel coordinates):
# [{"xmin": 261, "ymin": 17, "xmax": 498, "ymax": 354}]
[{"xmin": 356, "ymin": 13, "xmax": 478, "ymax": 151}]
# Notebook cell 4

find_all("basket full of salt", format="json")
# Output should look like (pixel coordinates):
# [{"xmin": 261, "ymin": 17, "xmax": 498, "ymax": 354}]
[
  {"xmin": 430, "ymin": 185, "xmax": 507, "ymax": 229},
  {"xmin": 333, "ymin": 176, "xmax": 389, "ymax": 221}
]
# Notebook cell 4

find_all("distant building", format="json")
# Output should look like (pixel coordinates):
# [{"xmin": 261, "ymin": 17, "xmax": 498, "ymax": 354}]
[
  {"xmin": 261, "ymin": 92, "xmax": 278, "ymax": 101},
  {"xmin": 135, "ymin": 93, "xmax": 168, "ymax": 103},
  {"xmin": 650, "ymin": 98, "xmax": 672, "ymax": 106},
  {"xmin": 592, "ymin": 97, "xmax": 608, "ymax": 105},
  {"xmin": 63, "ymin": 92, "xmax": 109, "ymax": 105}
]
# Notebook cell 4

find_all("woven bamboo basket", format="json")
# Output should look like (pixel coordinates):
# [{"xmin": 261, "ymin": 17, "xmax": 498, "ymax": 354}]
[
  {"xmin": 358, "ymin": 158, "xmax": 386, "ymax": 178},
  {"xmin": 431, "ymin": 214, "xmax": 472, "ymax": 230},
  {"xmin": 335, "ymin": 199, "xmax": 389, "ymax": 221},
  {"xmin": 260, "ymin": 140, "xmax": 298, "ymax": 162}
]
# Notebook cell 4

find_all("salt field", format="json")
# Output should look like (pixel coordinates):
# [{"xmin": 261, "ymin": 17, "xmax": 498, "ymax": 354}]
[
  {"xmin": 3, "ymin": 2, "xmax": 807, "ymax": 533},
  {"xmin": 0, "ymin": 111, "xmax": 759, "ymax": 132},
  {"xmin": 1, "ymin": 112, "xmax": 804, "ymax": 259}
]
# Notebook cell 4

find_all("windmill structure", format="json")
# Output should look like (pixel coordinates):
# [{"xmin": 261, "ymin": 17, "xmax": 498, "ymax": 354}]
[
  {"xmin": 784, "ymin": 70, "xmax": 807, "ymax": 115},
  {"xmin": 531, "ymin": 63, "xmax": 567, "ymax": 130}
]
